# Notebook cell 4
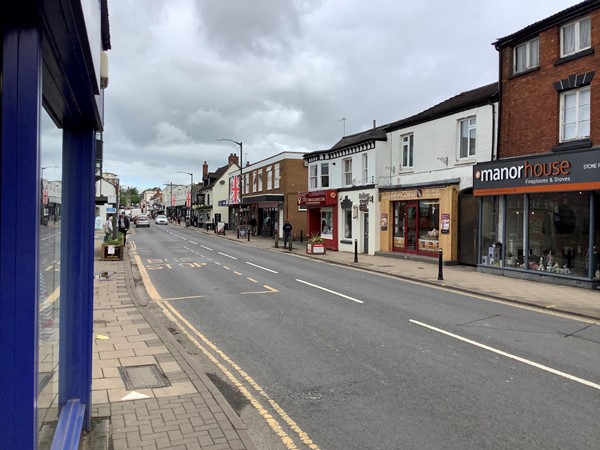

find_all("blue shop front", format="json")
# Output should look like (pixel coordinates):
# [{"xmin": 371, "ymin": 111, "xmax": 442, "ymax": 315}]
[{"xmin": 0, "ymin": 1, "xmax": 110, "ymax": 448}]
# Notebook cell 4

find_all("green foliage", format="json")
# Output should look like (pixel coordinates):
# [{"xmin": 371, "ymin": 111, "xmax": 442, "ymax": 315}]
[
  {"xmin": 308, "ymin": 234, "xmax": 323, "ymax": 243},
  {"xmin": 104, "ymin": 233, "xmax": 124, "ymax": 246}
]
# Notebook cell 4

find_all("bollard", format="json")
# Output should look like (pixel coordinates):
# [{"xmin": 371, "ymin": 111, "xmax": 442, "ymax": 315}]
[
  {"xmin": 300, "ymin": 230, "xmax": 304, "ymax": 243},
  {"xmin": 274, "ymin": 235, "xmax": 279, "ymax": 248},
  {"xmin": 354, "ymin": 239, "xmax": 358, "ymax": 263},
  {"xmin": 289, "ymin": 239, "xmax": 292, "ymax": 251},
  {"xmin": 437, "ymin": 249, "xmax": 444, "ymax": 280},
  {"xmin": 247, "ymin": 228, "xmax": 250, "ymax": 241}
]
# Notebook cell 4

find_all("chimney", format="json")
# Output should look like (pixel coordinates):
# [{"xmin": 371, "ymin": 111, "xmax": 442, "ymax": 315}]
[
  {"xmin": 228, "ymin": 153, "xmax": 239, "ymax": 166},
  {"xmin": 373, "ymin": 120, "xmax": 376, "ymax": 129},
  {"xmin": 202, "ymin": 161, "xmax": 208, "ymax": 180}
]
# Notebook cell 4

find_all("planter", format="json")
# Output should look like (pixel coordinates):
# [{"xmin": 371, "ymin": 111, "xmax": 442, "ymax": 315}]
[
  {"xmin": 306, "ymin": 243, "xmax": 326, "ymax": 254},
  {"xmin": 102, "ymin": 243, "xmax": 124, "ymax": 261}
]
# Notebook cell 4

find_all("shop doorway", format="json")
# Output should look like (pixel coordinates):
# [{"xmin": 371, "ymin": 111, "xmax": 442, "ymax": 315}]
[
  {"xmin": 405, "ymin": 202, "xmax": 418, "ymax": 253},
  {"xmin": 458, "ymin": 190, "xmax": 478, "ymax": 266},
  {"xmin": 363, "ymin": 213, "xmax": 369, "ymax": 253}
]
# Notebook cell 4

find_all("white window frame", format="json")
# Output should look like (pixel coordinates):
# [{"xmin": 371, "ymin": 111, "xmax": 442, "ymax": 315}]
[
  {"xmin": 459, "ymin": 117, "xmax": 476, "ymax": 158},
  {"xmin": 561, "ymin": 16, "xmax": 591, "ymax": 57},
  {"xmin": 343, "ymin": 208, "xmax": 352, "ymax": 239},
  {"xmin": 402, "ymin": 133, "xmax": 413, "ymax": 168},
  {"xmin": 513, "ymin": 37, "xmax": 539, "ymax": 74},
  {"xmin": 343, "ymin": 158, "xmax": 352, "ymax": 186},
  {"xmin": 252, "ymin": 170, "xmax": 258, "ymax": 192},
  {"xmin": 257, "ymin": 168, "xmax": 263, "ymax": 191},
  {"xmin": 362, "ymin": 154, "xmax": 368, "ymax": 183},
  {"xmin": 309, "ymin": 164, "xmax": 318, "ymax": 189},
  {"xmin": 560, "ymin": 86, "xmax": 590, "ymax": 142},
  {"xmin": 320, "ymin": 163, "xmax": 329, "ymax": 188},
  {"xmin": 274, "ymin": 163, "xmax": 280, "ymax": 189},
  {"xmin": 244, "ymin": 173, "xmax": 249, "ymax": 194},
  {"xmin": 267, "ymin": 166, "xmax": 273, "ymax": 190},
  {"xmin": 320, "ymin": 209, "xmax": 333, "ymax": 239}
]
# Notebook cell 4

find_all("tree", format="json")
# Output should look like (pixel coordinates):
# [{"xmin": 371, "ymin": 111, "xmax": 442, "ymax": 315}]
[{"xmin": 119, "ymin": 186, "xmax": 140, "ymax": 207}]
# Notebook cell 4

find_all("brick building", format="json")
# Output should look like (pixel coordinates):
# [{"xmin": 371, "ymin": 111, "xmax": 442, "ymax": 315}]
[
  {"xmin": 473, "ymin": 0, "xmax": 600, "ymax": 288},
  {"xmin": 229, "ymin": 152, "xmax": 307, "ymax": 239}
]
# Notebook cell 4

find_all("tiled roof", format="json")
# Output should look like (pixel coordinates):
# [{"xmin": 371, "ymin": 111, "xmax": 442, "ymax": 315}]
[
  {"xmin": 384, "ymin": 82, "xmax": 498, "ymax": 133},
  {"xmin": 494, "ymin": 0, "xmax": 600, "ymax": 47},
  {"xmin": 200, "ymin": 164, "xmax": 230, "ymax": 191}
]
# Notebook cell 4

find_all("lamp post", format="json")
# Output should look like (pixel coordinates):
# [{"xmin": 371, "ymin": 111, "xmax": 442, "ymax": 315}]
[
  {"xmin": 163, "ymin": 182, "xmax": 174, "ymax": 220},
  {"xmin": 217, "ymin": 138, "xmax": 243, "ymax": 238},
  {"xmin": 177, "ymin": 171, "xmax": 193, "ymax": 224}
]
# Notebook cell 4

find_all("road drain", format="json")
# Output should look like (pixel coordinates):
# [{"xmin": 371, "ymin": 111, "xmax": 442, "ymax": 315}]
[{"xmin": 206, "ymin": 372, "xmax": 250, "ymax": 415}]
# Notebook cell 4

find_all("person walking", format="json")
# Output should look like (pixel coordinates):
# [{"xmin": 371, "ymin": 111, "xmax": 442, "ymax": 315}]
[
  {"xmin": 118, "ymin": 212, "xmax": 130, "ymax": 247},
  {"xmin": 250, "ymin": 216, "xmax": 257, "ymax": 237},
  {"xmin": 283, "ymin": 220, "xmax": 292, "ymax": 248},
  {"xmin": 103, "ymin": 215, "xmax": 113, "ymax": 242}
]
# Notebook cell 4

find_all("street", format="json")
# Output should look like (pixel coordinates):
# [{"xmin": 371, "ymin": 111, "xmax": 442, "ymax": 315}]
[{"xmin": 130, "ymin": 225, "xmax": 600, "ymax": 450}]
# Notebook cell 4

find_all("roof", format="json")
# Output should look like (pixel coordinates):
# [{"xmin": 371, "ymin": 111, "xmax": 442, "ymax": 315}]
[
  {"xmin": 200, "ymin": 164, "xmax": 231, "ymax": 191},
  {"xmin": 384, "ymin": 82, "xmax": 498, "ymax": 133},
  {"xmin": 494, "ymin": 0, "xmax": 600, "ymax": 48}
]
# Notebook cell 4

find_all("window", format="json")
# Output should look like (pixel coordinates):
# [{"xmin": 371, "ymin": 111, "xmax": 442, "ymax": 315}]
[
  {"xmin": 561, "ymin": 16, "xmax": 591, "ymax": 57},
  {"xmin": 267, "ymin": 167, "xmax": 272, "ymax": 190},
  {"xmin": 258, "ymin": 169, "xmax": 263, "ymax": 191},
  {"xmin": 402, "ymin": 134, "xmax": 413, "ymax": 168},
  {"xmin": 252, "ymin": 171, "xmax": 258, "ymax": 192},
  {"xmin": 344, "ymin": 209, "xmax": 352, "ymax": 239},
  {"xmin": 274, "ymin": 163, "xmax": 280, "ymax": 189},
  {"xmin": 343, "ymin": 158, "xmax": 352, "ymax": 186},
  {"xmin": 321, "ymin": 163, "xmax": 329, "ymax": 188},
  {"xmin": 514, "ymin": 38, "xmax": 539, "ymax": 73},
  {"xmin": 362, "ymin": 154, "xmax": 368, "ymax": 183},
  {"xmin": 459, "ymin": 117, "xmax": 476, "ymax": 158},
  {"xmin": 244, "ymin": 173, "xmax": 249, "ymax": 194},
  {"xmin": 561, "ymin": 87, "xmax": 590, "ymax": 141},
  {"xmin": 309, "ymin": 164, "xmax": 318, "ymax": 189},
  {"xmin": 320, "ymin": 209, "xmax": 333, "ymax": 238}
]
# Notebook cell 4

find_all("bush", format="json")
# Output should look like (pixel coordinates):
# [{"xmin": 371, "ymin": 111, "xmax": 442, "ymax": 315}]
[{"xmin": 105, "ymin": 233, "xmax": 124, "ymax": 246}]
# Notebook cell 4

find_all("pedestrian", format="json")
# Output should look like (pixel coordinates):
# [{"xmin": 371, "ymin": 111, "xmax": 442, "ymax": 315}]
[
  {"xmin": 283, "ymin": 220, "xmax": 292, "ymax": 248},
  {"xmin": 118, "ymin": 212, "xmax": 130, "ymax": 247},
  {"xmin": 250, "ymin": 216, "xmax": 257, "ymax": 236},
  {"xmin": 103, "ymin": 215, "xmax": 113, "ymax": 242}
]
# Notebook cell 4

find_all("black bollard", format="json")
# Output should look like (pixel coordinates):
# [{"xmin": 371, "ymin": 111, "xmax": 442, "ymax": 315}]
[
  {"xmin": 437, "ymin": 249, "xmax": 443, "ymax": 280},
  {"xmin": 247, "ymin": 228, "xmax": 250, "ymax": 241},
  {"xmin": 354, "ymin": 239, "xmax": 358, "ymax": 263},
  {"xmin": 300, "ymin": 230, "xmax": 304, "ymax": 243},
  {"xmin": 289, "ymin": 239, "xmax": 292, "ymax": 251}
]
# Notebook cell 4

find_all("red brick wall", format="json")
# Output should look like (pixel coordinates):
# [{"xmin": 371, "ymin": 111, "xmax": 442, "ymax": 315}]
[{"xmin": 499, "ymin": 9, "xmax": 600, "ymax": 158}]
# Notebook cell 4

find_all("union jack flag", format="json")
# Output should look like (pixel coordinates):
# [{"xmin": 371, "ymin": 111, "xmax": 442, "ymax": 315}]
[{"xmin": 230, "ymin": 175, "xmax": 241, "ymax": 204}]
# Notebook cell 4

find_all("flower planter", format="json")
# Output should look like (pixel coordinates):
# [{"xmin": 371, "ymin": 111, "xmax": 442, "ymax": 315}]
[
  {"xmin": 306, "ymin": 243, "xmax": 326, "ymax": 254},
  {"xmin": 102, "ymin": 243, "xmax": 124, "ymax": 261}
]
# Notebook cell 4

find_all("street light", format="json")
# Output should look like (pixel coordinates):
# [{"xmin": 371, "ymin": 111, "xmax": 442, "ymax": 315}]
[
  {"xmin": 177, "ymin": 171, "xmax": 193, "ymax": 225},
  {"xmin": 217, "ymin": 138, "xmax": 243, "ymax": 238},
  {"xmin": 163, "ymin": 182, "xmax": 174, "ymax": 219}
]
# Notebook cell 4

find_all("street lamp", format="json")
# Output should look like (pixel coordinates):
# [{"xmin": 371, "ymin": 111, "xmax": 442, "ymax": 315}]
[
  {"xmin": 217, "ymin": 138, "xmax": 243, "ymax": 238},
  {"xmin": 163, "ymin": 182, "xmax": 174, "ymax": 219},
  {"xmin": 177, "ymin": 171, "xmax": 193, "ymax": 225}
]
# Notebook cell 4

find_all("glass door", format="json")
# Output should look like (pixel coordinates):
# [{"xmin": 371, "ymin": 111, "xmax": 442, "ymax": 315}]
[{"xmin": 405, "ymin": 202, "xmax": 418, "ymax": 253}]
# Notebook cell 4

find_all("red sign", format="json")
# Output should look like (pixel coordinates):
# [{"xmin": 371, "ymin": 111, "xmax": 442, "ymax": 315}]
[
  {"xmin": 186, "ymin": 192, "xmax": 191, "ymax": 208},
  {"xmin": 297, "ymin": 190, "xmax": 338, "ymax": 207},
  {"xmin": 230, "ymin": 175, "xmax": 241, "ymax": 204},
  {"xmin": 171, "ymin": 194, "xmax": 175, "ymax": 207},
  {"xmin": 43, "ymin": 188, "xmax": 49, "ymax": 205}
]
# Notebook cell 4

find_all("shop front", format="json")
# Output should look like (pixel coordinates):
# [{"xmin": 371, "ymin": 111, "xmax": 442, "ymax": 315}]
[
  {"xmin": 298, "ymin": 190, "xmax": 339, "ymax": 251},
  {"xmin": 473, "ymin": 149, "xmax": 600, "ymax": 288},
  {"xmin": 380, "ymin": 184, "xmax": 459, "ymax": 261}
]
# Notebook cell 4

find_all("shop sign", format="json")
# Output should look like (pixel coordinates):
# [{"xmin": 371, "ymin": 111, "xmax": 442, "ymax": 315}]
[
  {"xmin": 297, "ymin": 190, "xmax": 338, "ymax": 207},
  {"xmin": 473, "ymin": 149, "xmax": 600, "ymax": 196},
  {"xmin": 441, "ymin": 213, "xmax": 450, "ymax": 234},
  {"xmin": 383, "ymin": 189, "xmax": 440, "ymax": 201},
  {"xmin": 359, "ymin": 193, "xmax": 373, "ymax": 212}
]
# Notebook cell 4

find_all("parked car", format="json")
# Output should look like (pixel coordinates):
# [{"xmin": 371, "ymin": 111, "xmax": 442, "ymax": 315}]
[
  {"xmin": 154, "ymin": 215, "xmax": 168, "ymax": 225},
  {"xmin": 135, "ymin": 215, "xmax": 150, "ymax": 228}
]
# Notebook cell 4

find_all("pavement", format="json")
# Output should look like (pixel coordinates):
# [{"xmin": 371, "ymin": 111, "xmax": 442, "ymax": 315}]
[{"xmin": 86, "ymin": 224, "xmax": 600, "ymax": 449}]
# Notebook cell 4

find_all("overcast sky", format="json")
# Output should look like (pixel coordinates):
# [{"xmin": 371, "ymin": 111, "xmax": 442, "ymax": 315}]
[{"xmin": 92, "ymin": 0, "xmax": 579, "ymax": 191}]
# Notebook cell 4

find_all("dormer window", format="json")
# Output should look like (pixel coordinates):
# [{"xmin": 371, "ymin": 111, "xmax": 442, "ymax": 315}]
[
  {"xmin": 561, "ymin": 16, "xmax": 591, "ymax": 57},
  {"xmin": 514, "ymin": 38, "xmax": 539, "ymax": 74}
]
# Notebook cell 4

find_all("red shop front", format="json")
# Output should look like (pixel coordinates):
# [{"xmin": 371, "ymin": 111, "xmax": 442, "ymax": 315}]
[{"xmin": 298, "ymin": 190, "xmax": 339, "ymax": 251}]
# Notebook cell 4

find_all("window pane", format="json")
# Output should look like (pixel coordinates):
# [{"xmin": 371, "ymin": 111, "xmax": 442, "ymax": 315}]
[
  {"xmin": 580, "ymin": 17, "xmax": 591, "ymax": 48},
  {"xmin": 515, "ymin": 44, "xmax": 526, "ymax": 72},
  {"xmin": 530, "ymin": 39, "xmax": 539, "ymax": 67},
  {"xmin": 562, "ymin": 23, "xmax": 575, "ymax": 54}
]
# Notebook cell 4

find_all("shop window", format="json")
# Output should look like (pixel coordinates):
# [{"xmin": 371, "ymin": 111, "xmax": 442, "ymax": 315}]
[
  {"xmin": 481, "ymin": 196, "xmax": 502, "ymax": 265},
  {"xmin": 38, "ymin": 112, "xmax": 63, "ymax": 431},
  {"xmin": 343, "ymin": 208, "xmax": 352, "ymax": 239},
  {"xmin": 504, "ymin": 196, "xmax": 524, "ymax": 267},
  {"xmin": 320, "ymin": 209, "xmax": 333, "ymax": 238},
  {"xmin": 417, "ymin": 200, "xmax": 440, "ymax": 253},
  {"xmin": 393, "ymin": 202, "xmax": 406, "ymax": 250},
  {"xmin": 527, "ymin": 192, "xmax": 589, "ymax": 275}
]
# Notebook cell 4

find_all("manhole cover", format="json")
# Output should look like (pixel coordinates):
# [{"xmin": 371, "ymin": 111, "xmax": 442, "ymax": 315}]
[{"xmin": 118, "ymin": 364, "xmax": 171, "ymax": 390}]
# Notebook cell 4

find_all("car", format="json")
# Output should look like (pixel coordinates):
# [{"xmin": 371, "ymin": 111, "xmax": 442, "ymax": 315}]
[
  {"xmin": 154, "ymin": 215, "xmax": 168, "ymax": 225},
  {"xmin": 135, "ymin": 215, "xmax": 150, "ymax": 227}
]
